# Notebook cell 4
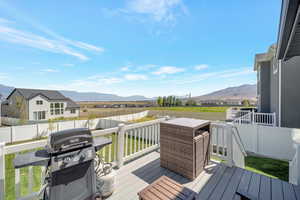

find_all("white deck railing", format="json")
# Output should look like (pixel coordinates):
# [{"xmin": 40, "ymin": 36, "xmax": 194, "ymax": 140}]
[
  {"xmin": 0, "ymin": 118, "xmax": 165, "ymax": 200},
  {"xmin": 233, "ymin": 111, "xmax": 276, "ymax": 127},
  {"xmin": 0, "ymin": 118, "xmax": 248, "ymax": 200},
  {"xmin": 211, "ymin": 123, "xmax": 247, "ymax": 168}
]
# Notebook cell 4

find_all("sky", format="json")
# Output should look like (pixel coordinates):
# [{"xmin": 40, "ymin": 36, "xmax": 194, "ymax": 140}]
[{"xmin": 0, "ymin": 0, "xmax": 281, "ymax": 97}]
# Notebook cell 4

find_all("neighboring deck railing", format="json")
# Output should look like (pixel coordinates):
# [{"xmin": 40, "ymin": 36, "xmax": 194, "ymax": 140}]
[
  {"xmin": 233, "ymin": 111, "xmax": 276, "ymax": 127},
  {"xmin": 0, "ymin": 118, "xmax": 248, "ymax": 200}
]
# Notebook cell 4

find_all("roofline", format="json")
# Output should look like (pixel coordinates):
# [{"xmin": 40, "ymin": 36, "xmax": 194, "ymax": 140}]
[
  {"xmin": 276, "ymin": 0, "xmax": 300, "ymax": 60},
  {"xmin": 6, "ymin": 88, "xmax": 18, "ymax": 100}
]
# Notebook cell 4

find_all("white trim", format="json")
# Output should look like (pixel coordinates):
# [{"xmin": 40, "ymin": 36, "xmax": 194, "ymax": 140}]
[{"xmin": 279, "ymin": 59, "xmax": 282, "ymax": 127}]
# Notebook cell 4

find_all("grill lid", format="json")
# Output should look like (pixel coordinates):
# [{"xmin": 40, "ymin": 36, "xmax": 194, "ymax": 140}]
[{"xmin": 46, "ymin": 128, "xmax": 93, "ymax": 153}]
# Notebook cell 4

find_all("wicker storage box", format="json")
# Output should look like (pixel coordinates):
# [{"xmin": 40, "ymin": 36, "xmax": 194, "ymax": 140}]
[{"xmin": 160, "ymin": 118, "xmax": 210, "ymax": 180}]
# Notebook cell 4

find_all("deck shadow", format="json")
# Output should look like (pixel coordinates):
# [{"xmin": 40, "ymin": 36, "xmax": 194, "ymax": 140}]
[{"xmin": 132, "ymin": 158, "xmax": 217, "ymax": 185}]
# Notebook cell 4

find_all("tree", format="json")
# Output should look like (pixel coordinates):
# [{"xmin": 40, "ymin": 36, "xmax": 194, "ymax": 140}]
[
  {"xmin": 14, "ymin": 96, "xmax": 28, "ymax": 125},
  {"xmin": 172, "ymin": 96, "xmax": 176, "ymax": 106},
  {"xmin": 162, "ymin": 96, "xmax": 167, "ymax": 107},
  {"xmin": 175, "ymin": 98, "xmax": 182, "ymax": 106},
  {"xmin": 242, "ymin": 99, "xmax": 250, "ymax": 107},
  {"xmin": 157, "ymin": 96, "xmax": 163, "ymax": 107},
  {"xmin": 185, "ymin": 99, "xmax": 197, "ymax": 106}
]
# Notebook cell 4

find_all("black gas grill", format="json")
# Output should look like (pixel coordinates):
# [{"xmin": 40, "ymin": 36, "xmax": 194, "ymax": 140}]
[{"xmin": 14, "ymin": 128, "xmax": 112, "ymax": 200}]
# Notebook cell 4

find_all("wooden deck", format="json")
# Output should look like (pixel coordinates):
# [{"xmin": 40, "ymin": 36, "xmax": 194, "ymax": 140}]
[{"xmin": 107, "ymin": 151, "xmax": 300, "ymax": 200}]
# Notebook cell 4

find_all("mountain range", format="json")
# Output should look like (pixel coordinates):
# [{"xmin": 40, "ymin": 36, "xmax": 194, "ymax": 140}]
[{"xmin": 0, "ymin": 83, "xmax": 257, "ymax": 101}]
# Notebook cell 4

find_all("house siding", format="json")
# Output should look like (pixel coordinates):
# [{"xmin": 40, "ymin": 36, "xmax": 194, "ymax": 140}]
[
  {"xmin": 281, "ymin": 56, "xmax": 300, "ymax": 128},
  {"xmin": 2, "ymin": 90, "xmax": 29, "ymax": 119},
  {"xmin": 259, "ymin": 62, "xmax": 271, "ymax": 113},
  {"xmin": 270, "ymin": 58, "xmax": 280, "ymax": 125}
]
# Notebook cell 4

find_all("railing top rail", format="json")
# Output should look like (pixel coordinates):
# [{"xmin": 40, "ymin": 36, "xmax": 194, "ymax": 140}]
[
  {"xmin": 123, "ymin": 118, "xmax": 166, "ymax": 131},
  {"xmin": 92, "ymin": 127, "xmax": 119, "ymax": 137},
  {"xmin": 4, "ymin": 139, "xmax": 47, "ymax": 155}
]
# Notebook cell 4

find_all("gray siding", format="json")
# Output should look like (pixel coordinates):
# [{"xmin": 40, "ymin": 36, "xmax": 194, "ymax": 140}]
[
  {"xmin": 259, "ymin": 62, "xmax": 271, "ymax": 113},
  {"xmin": 269, "ymin": 58, "xmax": 280, "ymax": 125},
  {"xmin": 281, "ymin": 56, "xmax": 300, "ymax": 128}
]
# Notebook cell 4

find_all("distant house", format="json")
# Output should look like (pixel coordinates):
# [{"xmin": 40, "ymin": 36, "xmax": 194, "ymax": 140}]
[{"xmin": 2, "ymin": 88, "xmax": 80, "ymax": 121}]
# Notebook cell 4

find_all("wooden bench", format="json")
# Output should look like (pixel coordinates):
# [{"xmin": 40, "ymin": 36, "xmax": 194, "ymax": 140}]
[{"xmin": 138, "ymin": 176, "xmax": 197, "ymax": 200}]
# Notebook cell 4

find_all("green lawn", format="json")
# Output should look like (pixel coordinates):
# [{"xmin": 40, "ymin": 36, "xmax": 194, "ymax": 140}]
[
  {"xmin": 149, "ymin": 106, "xmax": 230, "ymax": 113},
  {"xmin": 212, "ymin": 155, "xmax": 289, "ymax": 181},
  {"xmin": 245, "ymin": 156, "xmax": 289, "ymax": 181}
]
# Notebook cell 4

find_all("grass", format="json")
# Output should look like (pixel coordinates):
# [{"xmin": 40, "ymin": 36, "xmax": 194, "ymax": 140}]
[
  {"xmin": 245, "ymin": 156, "xmax": 289, "ymax": 181},
  {"xmin": 212, "ymin": 155, "xmax": 289, "ymax": 181},
  {"xmin": 5, "ymin": 134, "xmax": 152, "ymax": 200},
  {"xmin": 129, "ymin": 116, "xmax": 157, "ymax": 123},
  {"xmin": 149, "ymin": 106, "xmax": 230, "ymax": 113}
]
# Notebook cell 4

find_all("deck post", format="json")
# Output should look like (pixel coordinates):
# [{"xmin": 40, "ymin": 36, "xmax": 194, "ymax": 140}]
[
  {"xmin": 0, "ymin": 142, "xmax": 5, "ymax": 200},
  {"xmin": 117, "ymin": 123, "xmax": 125, "ymax": 169},
  {"xmin": 226, "ymin": 125, "xmax": 233, "ymax": 167}
]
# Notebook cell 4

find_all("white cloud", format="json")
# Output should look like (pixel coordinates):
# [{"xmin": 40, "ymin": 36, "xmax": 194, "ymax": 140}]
[
  {"xmin": 124, "ymin": 74, "xmax": 148, "ymax": 80},
  {"xmin": 126, "ymin": 0, "xmax": 187, "ymax": 22},
  {"xmin": 174, "ymin": 68, "xmax": 254, "ymax": 84},
  {"xmin": 121, "ymin": 66, "xmax": 130, "ymax": 71},
  {"xmin": 73, "ymin": 41, "xmax": 104, "ymax": 53},
  {"xmin": 194, "ymin": 64, "xmax": 208, "ymax": 71},
  {"xmin": 136, "ymin": 64, "xmax": 157, "ymax": 71},
  {"xmin": 0, "ymin": 20, "xmax": 104, "ymax": 61},
  {"xmin": 153, "ymin": 66, "xmax": 184, "ymax": 75},
  {"xmin": 41, "ymin": 69, "xmax": 59, "ymax": 73},
  {"xmin": 63, "ymin": 63, "xmax": 74, "ymax": 67}
]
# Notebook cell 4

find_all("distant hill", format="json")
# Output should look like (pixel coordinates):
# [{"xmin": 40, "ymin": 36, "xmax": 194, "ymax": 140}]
[
  {"xmin": 0, "ymin": 84, "xmax": 152, "ymax": 101},
  {"xmin": 0, "ymin": 83, "xmax": 257, "ymax": 102},
  {"xmin": 194, "ymin": 84, "xmax": 257, "ymax": 100}
]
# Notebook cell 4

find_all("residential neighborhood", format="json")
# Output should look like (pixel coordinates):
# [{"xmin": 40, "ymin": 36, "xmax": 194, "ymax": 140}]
[{"xmin": 1, "ymin": 88, "xmax": 80, "ymax": 122}]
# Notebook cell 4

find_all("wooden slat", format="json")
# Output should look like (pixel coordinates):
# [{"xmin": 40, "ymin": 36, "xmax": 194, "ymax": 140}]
[
  {"xmin": 293, "ymin": 184, "xmax": 300, "ymax": 200},
  {"xmin": 259, "ymin": 175, "xmax": 271, "ymax": 200},
  {"xmin": 271, "ymin": 178, "xmax": 283, "ymax": 200},
  {"xmin": 208, "ymin": 167, "xmax": 236, "ymax": 200},
  {"xmin": 247, "ymin": 172, "xmax": 260, "ymax": 199},
  {"xmin": 221, "ymin": 167, "xmax": 244, "ymax": 200},
  {"xmin": 15, "ymin": 168, "xmax": 21, "ymax": 198},
  {"xmin": 282, "ymin": 181, "xmax": 297, "ymax": 200}
]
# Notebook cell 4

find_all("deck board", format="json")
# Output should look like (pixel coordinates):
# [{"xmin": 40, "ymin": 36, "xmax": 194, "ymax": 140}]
[
  {"xmin": 106, "ymin": 151, "xmax": 298, "ymax": 200},
  {"xmin": 259, "ymin": 175, "xmax": 271, "ymax": 200}
]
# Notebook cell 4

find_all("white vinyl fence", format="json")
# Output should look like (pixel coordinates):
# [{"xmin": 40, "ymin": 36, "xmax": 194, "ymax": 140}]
[
  {"xmin": 234, "ymin": 124, "xmax": 300, "ymax": 161},
  {"xmin": 0, "ymin": 111, "xmax": 149, "ymax": 143},
  {"xmin": 0, "ymin": 118, "xmax": 164, "ymax": 200},
  {"xmin": 1, "ymin": 111, "xmax": 149, "ymax": 126}
]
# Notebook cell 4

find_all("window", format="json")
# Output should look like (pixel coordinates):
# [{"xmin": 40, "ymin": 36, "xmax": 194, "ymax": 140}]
[
  {"xmin": 33, "ymin": 111, "xmax": 46, "ymax": 120},
  {"xmin": 71, "ymin": 109, "xmax": 76, "ymax": 114},
  {"xmin": 36, "ymin": 100, "xmax": 43, "ymax": 105},
  {"xmin": 50, "ymin": 102, "xmax": 64, "ymax": 115}
]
